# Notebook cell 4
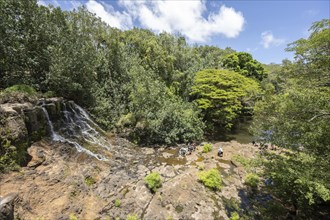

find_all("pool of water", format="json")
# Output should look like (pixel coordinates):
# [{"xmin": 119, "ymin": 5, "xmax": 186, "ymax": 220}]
[{"xmin": 214, "ymin": 120, "xmax": 254, "ymax": 144}]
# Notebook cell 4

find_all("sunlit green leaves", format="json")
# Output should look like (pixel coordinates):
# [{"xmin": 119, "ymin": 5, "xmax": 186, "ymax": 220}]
[
  {"xmin": 191, "ymin": 69, "xmax": 261, "ymax": 129},
  {"xmin": 252, "ymin": 19, "xmax": 330, "ymax": 216}
]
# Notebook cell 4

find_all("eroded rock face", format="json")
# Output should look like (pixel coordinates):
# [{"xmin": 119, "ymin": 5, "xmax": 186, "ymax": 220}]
[
  {"xmin": 0, "ymin": 103, "xmax": 31, "ymax": 141},
  {"xmin": 0, "ymin": 98, "xmax": 65, "ymax": 143},
  {"xmin": 0, "ymin": 192, "xmax": 18, "ymax": 220},
  {"xmin": 0, "ymin": 97, "xmax": 66, "ymax": 167},
  {"xmin": 23, "ymin": 106, "xmax": 48, "ymax": 140}
]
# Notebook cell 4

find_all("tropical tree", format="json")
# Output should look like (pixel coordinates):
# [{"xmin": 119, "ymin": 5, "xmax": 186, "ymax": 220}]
[
  {"xmin": 252, "ymin": 19, "xmax": 330, "ymax": 218},
  {"xmin": 191, "ymin": 69, "xmax": 261, "ymax": 130},
  {"xmin": 221, "ymin": 52, "xmax": 267, "ymax": 81}
]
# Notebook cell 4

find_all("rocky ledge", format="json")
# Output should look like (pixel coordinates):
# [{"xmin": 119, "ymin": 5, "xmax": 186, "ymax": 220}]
[{"xmin": 0, "ymin": 137, "xmax": 257, "ymax": 219}]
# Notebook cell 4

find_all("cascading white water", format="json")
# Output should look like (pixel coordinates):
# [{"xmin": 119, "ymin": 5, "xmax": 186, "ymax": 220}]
[
  {"xmin": 64, "ymin": 102, "xmax": 112, "ymax": 151},
  {"xmin": 40, "ymin": 103, "xmax": 109, "ymax": 161},
  {"xmin": 41, "ymin": 107, "xmax": 55, "ymax": 139}
]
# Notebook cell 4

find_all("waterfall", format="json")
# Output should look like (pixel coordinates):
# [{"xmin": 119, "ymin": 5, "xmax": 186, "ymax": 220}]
[
  {"xmin": 41, "ymin": 107, "xmax": 56, "ymax": 139},
  {"xmin": 63, "ymin": 102, "xmax": 112, "ymax": 151},
  {"xmin": 40, "ymin": 103, "xmax": 109, "ymax": 161}
]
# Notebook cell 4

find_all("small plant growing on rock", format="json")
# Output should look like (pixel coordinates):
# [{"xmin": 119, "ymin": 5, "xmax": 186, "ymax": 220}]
[
  {"xmin": 197, "ymin": 163, "xmax": 205, "ymax": 170},
  {"xmin": 244, "ymin": 173, "xmax": 260, "ymax": 188},
  {"xmin": 202, "ymin": 143, "xmax": 213, "ymax": 153},
  {"xmin": 197, "ymin": 168, "xmax": 222, "ymax": 191},
  {"xmin": 230, "ymin": 211, "xmax": 240, "ymax": 220},
  {"xmin": 84, "ymin": 176, "xmax": 96, "ymax": 186},
  {"xmin": 0, "ymin": 134, "xmax": 19, "ymax": 173},
  {"xmin": 175, "ymin": 205, "xmax": 184, "ymax": 213},
  {"xmin": 69, "ymin": 213, "xmax": 78, "ymax": 220},
  {"xmin": 114, "ymin": 199, "xmax": 121, "ymax": 207},
  {"xmin": 126, "ymin": 214, "xmax": 138, "ymax": 220},
  {"xmin": 144, "ymin": 172, "xmax": 162, "ymax": 193}
]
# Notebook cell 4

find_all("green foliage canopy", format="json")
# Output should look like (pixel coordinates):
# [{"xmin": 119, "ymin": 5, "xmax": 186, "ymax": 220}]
[
  {"xmin": 221, "ymin": 52, "xmax": 267, "ymax": 81},
  {"xmin": 252, "ymin": 19, "xmax": 330, "ymax": 217},
  {"xmin": 191, "ymin": 69, "xmax": 261, "ymax": 129}
]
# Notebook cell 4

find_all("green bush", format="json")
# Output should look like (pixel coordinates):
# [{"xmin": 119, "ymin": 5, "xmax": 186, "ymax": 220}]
[
  {"xmin": 114, "ymin": 199, "xmax": 121, "ymax": 207},
  {"xmin": 69, "ymin": 213, "xmax": 78, "ymax": 220},
  {"xmin": 244, "ymin": 173, "xmax": 260, "ymax": 188},
  {"xmin": 198, "ymin": 168, "xmax": 222, "ymax": 191},
  {"xmin": 202, "ymin": 143, "xmax": 213, "ymax": 153},
  {"xmin": 0, "ymin": 131, "xmax": 19, "ymax": 173},
  {"xmin": 126, "ymin": 214, "xmax": 138, "ymax": 220},
  {"xmin": 43, "ymin": 91, "xmax": 56, "ymax": 98},
  {"xmin": 4, "ymin": 84, "xmax": 37, "ymax": 95},
  {"xmin": 84, "ymin": 176, "xmax": 96, "ymax": 186},
  {"xmin": 230, "ymin": 211, "xmax": 240, "ymax": 220},
  {"xmin": 144, "ymin": 172, "xmax": 162, "ymax": 193}
]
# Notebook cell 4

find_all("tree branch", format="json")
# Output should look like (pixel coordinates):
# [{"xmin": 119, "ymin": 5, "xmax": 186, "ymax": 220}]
[{"xmin": 308, "ymin": 113, "xmax": 330, "ymax": 122}]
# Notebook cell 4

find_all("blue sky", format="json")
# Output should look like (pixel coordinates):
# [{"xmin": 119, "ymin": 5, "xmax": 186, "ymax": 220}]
[{"xmin": 38, "ymin": 0, "xmax": 329, "ymax": 64}]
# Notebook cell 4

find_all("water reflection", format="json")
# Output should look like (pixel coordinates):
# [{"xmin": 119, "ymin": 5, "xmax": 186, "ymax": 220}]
[{"xmin": 213, "ymin": 119, "xmax": 254, "ymax": 144}]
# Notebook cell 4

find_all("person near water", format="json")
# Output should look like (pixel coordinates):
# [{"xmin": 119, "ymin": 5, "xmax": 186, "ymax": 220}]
[{"xmin": 218, "ymin": 147, "xmax": 223, "ymax": 157}]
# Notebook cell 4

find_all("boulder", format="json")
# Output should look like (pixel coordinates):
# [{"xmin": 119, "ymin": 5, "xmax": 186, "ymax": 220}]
[
  {"xmin": 23, "ymin": 106, "xmax": 48, "ymax": 139},
  {"xmin": 0, "ymin": 192, "xmax": 18, "ymax": 220},
  {"xmin": 0, "ymin": 103, "xmax": 31, "ymax": 141},
  {"xmin": 27, "ymin": 144, "xmax": 46, "ymax": 168}
]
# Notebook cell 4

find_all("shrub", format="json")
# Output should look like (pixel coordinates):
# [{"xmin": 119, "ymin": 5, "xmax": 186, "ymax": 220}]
[
  {"xmin": 129, "ymin": 81, "xmax": 205, "ymax": 145},
  {"xmin": 175, "ymin": 205, "xmax": 184, "ymax": 213},
  {"xmin": 43, "ymin": 91, "xmax": 56, "ymax": 98},
  {"xmin": 84, "ymin": 176, "xmax": 96, "ymax": 186},
  {"xmin": 0, "ymin": 131, "xmax": 19, "ymax": 173},
  {"xmin": 144, "ymin": 172, "xmax": 162, "ymax": 193},
  {"xmin": 116, "ymin": 113, "xmax": 136, "ymax": 128},
  {"xmin": 232, "ymin": 154, "xmax": 264, "ymax": 173},
  {"xmin": 198, "ymin": 168, "xmax": 222, "ymax": 191},
  {"xmin": 202, "ymin": 143, "xmax": 213, "ymax": 153},
  {"xmin": 69, "ymin": 213, "xmax": 78, "ymax": 220},
  {"xmin": 4, "ymin": 84, "xmax": 37, "ymax": 95},
  {"xmin": 244, "ymin": 173, "xmax": 260, "ymax": 188},
  {"xmin": 223, "ymin": 197, "xmax": 240, "ymax": 213},
  {"xmin": 115, "ymin": 199, "xmax": 121, "ymax": 207},
  {"xmin": 126, "ymin": 214, "xmax": 138, "ymax": 220},
  {"xmin": 230, "ymin": 211, "xmax": 240, "ymax": 220},
  {"xmin": 0, "ymin": 85, "xmax": 37, "ymax": 104}
]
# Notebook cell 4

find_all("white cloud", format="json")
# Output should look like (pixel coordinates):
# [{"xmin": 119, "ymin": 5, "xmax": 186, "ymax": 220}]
[
  {"xmin": 37, "ymin": 0, "xmax": 47, "ymax": 6},
  {"xmin": 118, "ymin": 0, "xmax": 245, "ymax": 42},
  {"xmin": 86, "ymin": 0, "xmax": 132, "ymax": 30},
  {"xmin": 37, "ymin": 0, "xmax": 60, "ymax": 7},
  {"xmin": 260, "ymin": 31, "xmax": 284, "ymax": 49},
  {"xmin": 39, "ymin": 0, "xmax": 245, "ymax": 42}
]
